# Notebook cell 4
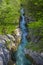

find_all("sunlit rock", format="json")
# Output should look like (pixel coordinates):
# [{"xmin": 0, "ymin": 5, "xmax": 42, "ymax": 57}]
[
  {"xmin": 7, "ymin": 34, "xmax": 15, "ymax": 42},
  {"xmin": 41, "ymin": 53, "xmax": 43, "ymax": 57},
  {"xmin": 14, "ymin": 28, "xmax": 21, "ymax": 37},
  {"xmin": 14, "ymin": 28, "xmax": 22, "ymax": 47}
]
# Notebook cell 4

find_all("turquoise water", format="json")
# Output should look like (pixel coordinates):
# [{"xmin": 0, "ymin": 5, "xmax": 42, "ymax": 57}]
[{"xmin": 16, "ymin": 9, "xmax": 31, "ymax": 65}]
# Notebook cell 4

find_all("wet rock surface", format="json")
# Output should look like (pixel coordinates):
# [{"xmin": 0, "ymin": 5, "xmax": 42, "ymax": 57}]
[
  {"xmin": 24, "ymin": 13, "xmax": 43, "ymax": 65},
  {"xmin": 24, "ymin": 49, "xmax": 43, "ymax": 65},
  {"xmin": 0, "ymin": 43, "xmax": 10, "ymax": 65},
  {"xmin": 0, "ymin": 28, "xmax": 21, "ymax": 65}
]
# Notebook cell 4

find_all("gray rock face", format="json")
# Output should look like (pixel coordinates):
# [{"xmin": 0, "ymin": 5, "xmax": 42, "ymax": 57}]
[
  {"xmin": 41, "ymin": 53, "xmax": 43, "ymax": 57},
  {"xmin": 0, "ymin": 43, "xmax": 10, "ymax": 65},
  {"xmin": 24, "ymin": 49, "xmax": 43, "ymax": 65},
  {"xmin": 0, "ymin": 31, "xmax": 22, "ymax": 65},
  {"xmin": 0, "ymin": 57, "xmax": 3, "ymax": 65}
]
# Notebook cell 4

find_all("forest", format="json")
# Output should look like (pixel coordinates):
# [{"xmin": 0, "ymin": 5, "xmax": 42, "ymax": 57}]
[
  {"xmin": 0, "ymin": 0, "xmax": 21, "ymax": 34},
  {"xmin": 22, "ymin": 0, "xmax": 43, "ymax": 52},
  {"xmin": 0, "ymin": 0, "xmax": 43, "ymax": 65}
]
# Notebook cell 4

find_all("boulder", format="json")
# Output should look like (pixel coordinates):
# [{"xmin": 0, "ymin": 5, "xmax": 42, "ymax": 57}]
[
  {"xmin": 41, "ymin": 52, "xmax": 43, "ymax": 57},
  {"xmin": 0, "ymin": 43, "xmax": 10, "ymax": 65}
]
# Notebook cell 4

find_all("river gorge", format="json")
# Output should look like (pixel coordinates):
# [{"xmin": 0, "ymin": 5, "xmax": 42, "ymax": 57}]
[{"xmin": 16, "ymin": 8, "xmax": 31, "ymax": 65}]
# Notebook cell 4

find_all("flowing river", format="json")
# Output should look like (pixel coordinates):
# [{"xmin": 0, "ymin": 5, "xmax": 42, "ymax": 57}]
[{"xmin": 16, "ymin": 8, "xmax": 31, "ymax": 65}]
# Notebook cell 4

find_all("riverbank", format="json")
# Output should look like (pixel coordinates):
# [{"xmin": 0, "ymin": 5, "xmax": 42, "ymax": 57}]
[
  {"xmin": 21, "ymin": 0, "xmax": 43, "ymax": 53},
  {"xmin": 24, "ymin": 49, "xmax": 43, "ymax": 65},
  {"xmin": 23, "ymin": 15, "xmax": 43, "ymax": 65},
  {"xmin": 0, "ymin": 28, "xmax": 21, "ymax": 65}
]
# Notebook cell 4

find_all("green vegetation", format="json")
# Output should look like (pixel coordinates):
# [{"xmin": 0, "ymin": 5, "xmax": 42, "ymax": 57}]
[
  {"xmin": 26, "ymin": 20, "xmax": 43, "ymax": 52},
  {"xmin": 22, "ymin": 0, "xmax": 43, "ymax": 52},
  {"xmin": 0, "ymin": 0, "xmax": 43, "ymax": 52},
  {"xmin": 21, "ymin": 0, "xmax": 43, "ymax": 20},
  {"xmin": 0, "ymin": 24, "xmax": 17, "ymax": 34},
  {"xmin": 0, "ymin": 0, "xmax": 21, "ymax": 34}
]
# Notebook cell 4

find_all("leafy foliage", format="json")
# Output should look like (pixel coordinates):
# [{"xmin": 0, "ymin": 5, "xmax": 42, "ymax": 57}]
[
  {"xmin": 22, "ymin": 0, "xmax": 43, "ymax": 52},
  {"xmin": 0, "ymin": 0, "xmax": 21, "ymax": 34},
  {"xmin": 26, "ymin": 20, "xmax": 43, "ymax": 52},
  {"xmin": 22, "ymin": 0, "xmax": 43, "ymax": 20}
]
